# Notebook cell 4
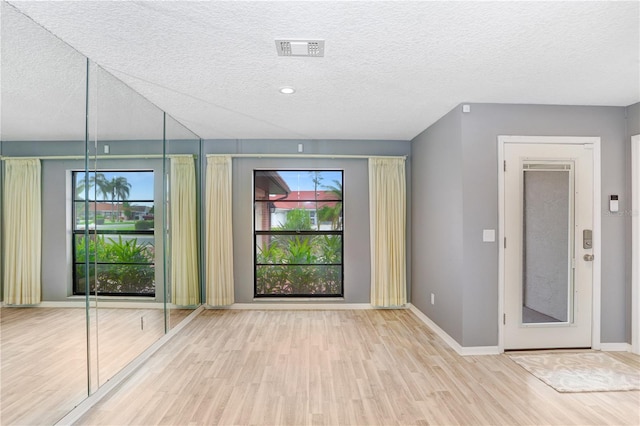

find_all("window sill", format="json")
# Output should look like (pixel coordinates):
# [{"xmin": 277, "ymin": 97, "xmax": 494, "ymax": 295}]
[{"xmin": 252, "ymin": 297, "xmax": 345, "ymax": 302}]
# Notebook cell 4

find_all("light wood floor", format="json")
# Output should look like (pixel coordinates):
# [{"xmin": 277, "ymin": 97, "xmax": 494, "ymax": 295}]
[
  {"xmin": 77, "ymin": 309, "xmax": 640, "ymax": 425},
  {"xmin": 0, "ymin": 306, "xmax": 191, "ymax": 425}
]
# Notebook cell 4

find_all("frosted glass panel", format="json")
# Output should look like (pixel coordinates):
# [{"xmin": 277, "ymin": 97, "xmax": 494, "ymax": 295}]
[{"xmin": 522, "ymin": 170, "xmax": 571, "ymax": 324}]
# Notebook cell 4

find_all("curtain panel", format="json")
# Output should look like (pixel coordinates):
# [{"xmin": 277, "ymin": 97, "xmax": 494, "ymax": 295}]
[
  {"xmin": 205, "ymin": 155, "xmax": 234, "ymax": 306},
  {"xmin": 3, "ymin": 158, "xmax": 42, "ymax": 305},
  {"xmin": 369, "ymin": 157, "xmax": 407, "ymax": 307},
  {"xmin": 170, "ymin": 155, "xmax": 199, "ymax": 306}
]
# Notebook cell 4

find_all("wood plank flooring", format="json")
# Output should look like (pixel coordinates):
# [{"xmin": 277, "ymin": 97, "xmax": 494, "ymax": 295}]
[
  {"xmin": 0, "ymin": 306, "xmax": 191, "ymax": 425},
  {"xmin": 77, "ymin": 309, "xmax": 640, "ymax": 425}
]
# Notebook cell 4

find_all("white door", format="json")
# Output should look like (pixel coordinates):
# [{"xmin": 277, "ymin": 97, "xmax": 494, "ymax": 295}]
[{"xmin": 503, "ymin": 142, "xmax": 594, "ymax": 350}]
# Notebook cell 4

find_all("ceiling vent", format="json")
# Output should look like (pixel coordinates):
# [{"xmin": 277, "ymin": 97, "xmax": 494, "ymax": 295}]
[{"xmin": 275, "ymin": 40, "xmax": 324, "ymax": 57}]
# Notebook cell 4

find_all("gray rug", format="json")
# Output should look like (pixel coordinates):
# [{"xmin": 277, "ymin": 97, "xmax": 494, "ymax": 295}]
[{"xmin": 509, "ymin": 352, "xmax": 640, "ymax": 392}]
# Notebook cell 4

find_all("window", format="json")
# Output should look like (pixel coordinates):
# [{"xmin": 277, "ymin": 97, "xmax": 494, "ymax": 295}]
[
  {"xmin": 254, "ymin": 170, "xmax": 343, "ymax": 297},
  {"xmin": 72, "ymin": 171, "xmax": 155, "ymax": 296}
]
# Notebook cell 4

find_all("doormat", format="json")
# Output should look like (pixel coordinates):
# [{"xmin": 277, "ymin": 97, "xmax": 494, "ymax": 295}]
[{"xmin": 509, "ymin": 352, "xmax": 640, "ymax": 393}]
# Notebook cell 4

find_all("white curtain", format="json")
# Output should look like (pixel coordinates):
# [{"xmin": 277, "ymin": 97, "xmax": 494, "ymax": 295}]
[
  {"xmin": 170, "ymin": 156, "xmax": 199, "ymax": 306},
  {"xmin": 369, "ymin": 157, "xmax": 407, "ymax": 307},
  {"xmin": 205, "ymin": 155, "xmax": 234, "ymax": 306},
  {"xmin": 3, "ymin": 159, "xmax": 42, "ymax": 305}
]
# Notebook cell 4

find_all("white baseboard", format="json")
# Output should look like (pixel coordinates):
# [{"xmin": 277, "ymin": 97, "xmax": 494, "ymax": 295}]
[
  {"xmin": 213, "ymin": 303, "xmax": 374, "ymax": 310},
  {"xmin": 599, "ymin": 342, "xmax": 632, "ymax": 352},
  {"xmin": 407, "ymin": 304, "xmax": 500, "ymax": 356},
  {"xmin": 4, "ymin": 301, "xmax": 170, "ymax": 309}
]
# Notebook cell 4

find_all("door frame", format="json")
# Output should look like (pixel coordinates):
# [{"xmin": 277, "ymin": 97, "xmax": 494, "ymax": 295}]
[
  {"xmin": 632, "ymin": 134, "xmax": 640, "ymax": 354},
  {"xmin": 498, "ymin": 135, "xmax": 602, "ymax": 352}
]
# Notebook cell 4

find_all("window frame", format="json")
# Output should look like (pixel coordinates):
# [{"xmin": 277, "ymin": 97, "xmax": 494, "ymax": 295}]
[
  {"xmin": 253, "ymin": 169, "xmax": 344, "ymax": 298},
  {"xmin": 71, "ymin": 170, "xmax": 156, "ymax": 297}
]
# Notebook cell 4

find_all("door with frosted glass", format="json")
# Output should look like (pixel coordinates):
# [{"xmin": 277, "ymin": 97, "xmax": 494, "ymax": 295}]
[{"xmin": 504, "ymin": 142, "xmax": 594, "ymax": 350}]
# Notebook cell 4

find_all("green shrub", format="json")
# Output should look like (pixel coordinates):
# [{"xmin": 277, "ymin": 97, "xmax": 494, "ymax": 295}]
[
  {"xmin": 76, "ymin": 235, "xmax": 155, "ymax": 295},
  {"xmin": 135, "ymin": 220, "xmax": 154, "ymax": 230}
]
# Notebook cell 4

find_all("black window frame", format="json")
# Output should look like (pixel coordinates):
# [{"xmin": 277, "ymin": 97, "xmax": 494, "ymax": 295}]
[
  {"xmin": 253, "ymin": 169, "xmax": 344, "ymax": 298},
  {"xmin": 72, "ymin": 170, "xmax": 156, "ymax": 297}
]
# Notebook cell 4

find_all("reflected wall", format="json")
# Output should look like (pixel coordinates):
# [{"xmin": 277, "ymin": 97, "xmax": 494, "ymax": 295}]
[
  {"xmin": 1, "ymin": 2, "xmax": 89, "ymax": 424},
  {"xmin": 86, "ymin": 63, "xmax": 167, "ymax": 393},
  {"xmin": 0, "ymin": 3, "xmax": 203, "ymax": 423}
]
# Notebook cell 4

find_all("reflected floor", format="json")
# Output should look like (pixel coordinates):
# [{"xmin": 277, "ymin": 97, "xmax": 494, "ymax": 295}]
[{"xmin": 0, "ymin": 306, "xmax": 190, "ymax": 425}]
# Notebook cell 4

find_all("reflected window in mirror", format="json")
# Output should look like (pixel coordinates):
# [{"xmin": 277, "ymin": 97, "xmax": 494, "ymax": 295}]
[{"xmin": 72, "ymin": 170, "xmax": 155, "ymax": 296}]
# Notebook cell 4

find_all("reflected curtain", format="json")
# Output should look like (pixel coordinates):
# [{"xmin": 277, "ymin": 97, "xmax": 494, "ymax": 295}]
[
  {"xmin": 369, "ymin": 157, "xmax": 407, "ymax": 307},
  {"xmin": 205, "ymin": 155, "xmax": 234, "ymax": 306},
  {"xmin": 170, "ymin": 155, "xmax": 199, "ymax": 305},
  {"xmin": 3, "ymin": 158, "xmax": 42, "ymax": 305}
]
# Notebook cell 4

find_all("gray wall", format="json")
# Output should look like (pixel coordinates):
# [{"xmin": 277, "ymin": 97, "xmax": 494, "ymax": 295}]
[
  {"xmin": 3, "ymin": 138, "xmax": 411, "ymax": 305},
  {"xmin": 412, "ymin": 103, "xmax": 631, "ymax": 346},
  {"xmin": 411, "ymin": 108, "xmax": 464, "ymax": 343},
  {"xmin": 202, "ymin": 139, "xmax": 412, "ymax": 304}
]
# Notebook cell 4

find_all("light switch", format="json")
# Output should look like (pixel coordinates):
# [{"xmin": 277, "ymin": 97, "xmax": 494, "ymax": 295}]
[{"xmin": 482, "ymin": 229, "xmax": 496, "ymax": 242}]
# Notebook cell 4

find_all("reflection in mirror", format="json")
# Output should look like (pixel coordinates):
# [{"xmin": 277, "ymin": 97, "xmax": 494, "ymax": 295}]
[
  {"xmin": 0, "ymin": 3, "xmax": 89, "ymax": 424},
  {"xmin": 165, "ymin": 115, "xmax": 202, "ymax": 329},
  {"xmin": 1, "ymin": 5, "xmax": 204, "ymax": 421},
  {"xmin": 86, "ymin": 63, "xmax": 165, "ymax": 393}
]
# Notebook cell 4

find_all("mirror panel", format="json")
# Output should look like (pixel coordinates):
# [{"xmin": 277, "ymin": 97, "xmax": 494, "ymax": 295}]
[
  {"xmin": 87, "ymin": 63, "xmax": 166, "ymax": 392},
  {"xmin": 0, "ymin": 3, "xmax": 89, "ymax": 424},
  {"xmin": 2, "ymin": 4, "xmax": 203, "ymax": 421}
]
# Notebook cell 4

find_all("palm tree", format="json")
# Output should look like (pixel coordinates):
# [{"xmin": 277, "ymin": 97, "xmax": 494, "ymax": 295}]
[
  {"xmin": 76, "ymin": 173, "xmax": 111, "ymax": 223},
  {"xmin": 110, "ymin": 176, "xmax": 131, "ymax": 222},
  {"xmin": 319, "ymin": 180, "xmax": 343, "ymax": 230},
  {"xmin": 91, "ymin": 173, "xmax": 111, "ymax": 200},
  {"xmin": 75, "ymin": 172, "xmax": 108, "ymax": 200}
]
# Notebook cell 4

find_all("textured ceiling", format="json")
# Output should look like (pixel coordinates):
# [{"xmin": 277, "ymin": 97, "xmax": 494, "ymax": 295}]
[{"xmin": 3, "ymin": 0, "xmax": 640, "ymax": 141}]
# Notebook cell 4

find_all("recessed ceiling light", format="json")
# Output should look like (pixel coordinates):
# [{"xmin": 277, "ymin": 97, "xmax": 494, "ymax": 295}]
[{"xmin": 279, "ymin": 86, "xmax": 296, "ymax": 94}]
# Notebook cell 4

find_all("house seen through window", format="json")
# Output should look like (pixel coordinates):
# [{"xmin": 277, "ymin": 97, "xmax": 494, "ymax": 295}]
[
  {"xmin": 254, "ymin": 170, "xmax": 343, "ymax": 297},
  {"xmin": 72, "ymin": 170, "xmax": 155, "ymax": 296}
]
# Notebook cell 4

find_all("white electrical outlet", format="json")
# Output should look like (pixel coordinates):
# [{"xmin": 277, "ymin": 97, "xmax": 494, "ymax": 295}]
[
  {"xmin": 431, "ymin": 293, "xmax": 435, "ymax": 305},
  {"xmin": 297, "ymin": 143, "xmax": 303, "ymax": 153}
]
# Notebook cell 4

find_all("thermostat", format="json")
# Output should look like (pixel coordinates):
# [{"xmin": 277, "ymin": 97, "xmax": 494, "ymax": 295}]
[{"xmin": 609, "ymin": 195, "xmax": 619, "ymax": 213}]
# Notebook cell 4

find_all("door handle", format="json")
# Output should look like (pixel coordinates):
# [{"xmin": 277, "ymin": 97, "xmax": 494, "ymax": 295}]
[{"xmin": 583, "ymin": 254, "xmax": 594, "ymax": 261}]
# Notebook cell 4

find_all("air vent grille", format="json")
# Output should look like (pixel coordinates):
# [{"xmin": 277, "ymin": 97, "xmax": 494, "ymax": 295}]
[{"xmin": 276, "ymin": 40, "xmax": 325, "ymax": 57}]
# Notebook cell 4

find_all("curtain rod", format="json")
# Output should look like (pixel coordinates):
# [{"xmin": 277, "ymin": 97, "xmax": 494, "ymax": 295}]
[
  {"xmin": 207, "ymin": 154, "xmax": 407, "ymax": 160},
  {"xmin": 0, "ymin": 154, "xmax": 196, "ymax": 161}
]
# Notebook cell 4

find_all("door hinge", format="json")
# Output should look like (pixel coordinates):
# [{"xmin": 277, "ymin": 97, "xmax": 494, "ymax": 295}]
[
  {"xmin": 504, "ymin": 237, "xmax": 507, "ymax": 249},
  {"xmin": 503, "ymin": 160, "xmax": 506, "ymax": 172},
  {"xmin": 503, "ymin": 313, "xmax": 506, "ymax": 325}
]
